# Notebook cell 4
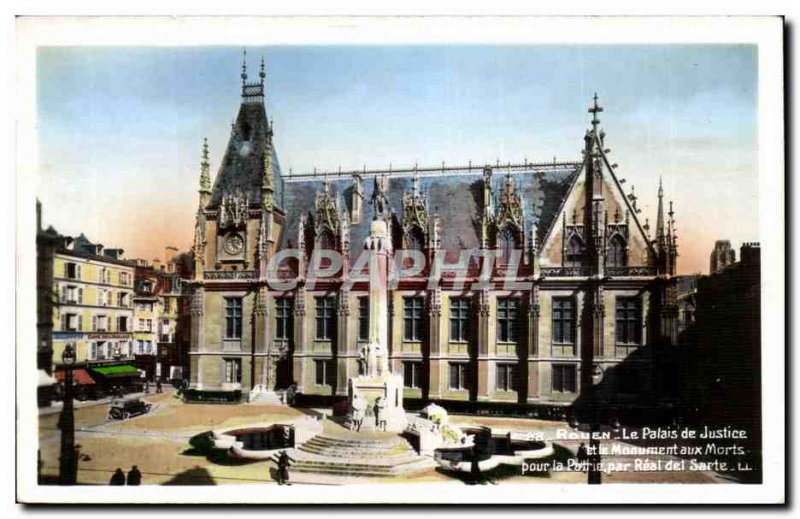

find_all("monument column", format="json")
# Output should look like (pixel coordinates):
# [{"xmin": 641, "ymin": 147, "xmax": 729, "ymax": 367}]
[
  {"xmin": 344, "ymin": 218, "xmax": 406, "ymax": 432},
  {"xmin": 527, "ymin": 285, "xmax": 540, "ymax": 401}
]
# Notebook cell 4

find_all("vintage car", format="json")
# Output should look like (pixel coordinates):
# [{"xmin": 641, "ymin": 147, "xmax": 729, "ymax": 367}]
[{"xmin": 107, "ymin": 397, "xmax": 151, "ymax": 420}]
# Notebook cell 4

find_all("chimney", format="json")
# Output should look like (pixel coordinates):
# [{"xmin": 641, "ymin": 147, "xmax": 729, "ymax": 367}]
[
  {"xmin": 104, "ymin": 248, "xmax": 125, "ymax": 260},
  {"xmin": 740, "ymin": 242, "xmax": 760, "ymax": 266}
]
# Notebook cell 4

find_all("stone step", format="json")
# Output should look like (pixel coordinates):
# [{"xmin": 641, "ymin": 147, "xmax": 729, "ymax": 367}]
[
  {"xmin": 298, "ymin": 443, "xmax": 412, "ymax": 456},
  {"xmin": 297, "ymin": 444, "xmax": 419, "ymax": 462},
  {"xmin": 290, "ymin": 465, "xmax": 397, "ymax": 478},
  {"xmin": 301, "ymin": 439, "xmax": 410, "ymax": 452},
  {"xmin": 290, "ymin": 457, "xmax": 436, "ymax": 477},
  {"xmin": 299, "ymin": 440, "xmax": 414, "ymax": 458},
  {"xmin": 284, "ymin": 439, "xmax": 437, "ymax": 478},
  {"xmin": 304, "ymin": 435, "xmax": 408, "ymax": 448},
  {"xmin": 248, "ymin": 391, "xmax": 285, "ymax": 405}
]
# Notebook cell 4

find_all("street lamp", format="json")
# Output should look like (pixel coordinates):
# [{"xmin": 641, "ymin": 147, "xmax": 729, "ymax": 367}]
[
  {"xmin": 588, "ymin": 363, "xmax": 604, "ymax": 485},
  {"xmin": 58, "ymin": 344, "xmax": 77, "ymax": 485}
]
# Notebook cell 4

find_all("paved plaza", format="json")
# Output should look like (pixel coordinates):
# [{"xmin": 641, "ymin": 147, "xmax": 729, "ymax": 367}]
[{"xmin": 38, "ymin": 391, "xmax": 720, "ymax": 486}]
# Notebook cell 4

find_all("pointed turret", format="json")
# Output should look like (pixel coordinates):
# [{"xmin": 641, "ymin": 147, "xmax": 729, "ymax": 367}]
[
  {"xmin": 207, "ymin": 52, "xmax": 283, "ymax": 213},
  {"xmin": 668, "ymin": 200, "xmax": 678, "ymax": 275},
  {"xmin": 655, "ymin": 177, "xmax": 665, "ymax": 246},
  {"xmin": 584, "ymin": 94, "xmax": 606, "ymax": 275}
]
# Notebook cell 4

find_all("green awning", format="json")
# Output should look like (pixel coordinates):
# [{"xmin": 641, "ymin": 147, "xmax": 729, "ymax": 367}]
[{"xmin": 90, "ymin": 364, "xmax": 140, "ymax": 377}]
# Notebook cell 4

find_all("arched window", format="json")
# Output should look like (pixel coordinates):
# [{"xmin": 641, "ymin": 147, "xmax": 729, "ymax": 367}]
[
  {"xmin": 607, "ymin": 235, "xmax": 627, "ymax": 267},
  {"xmin": 565, "ymin": 235, "xmax": 585, "ymax": 267},
  {"xmin": 498, "ymin": 227, "xmax": 519, "ymax": 265}
]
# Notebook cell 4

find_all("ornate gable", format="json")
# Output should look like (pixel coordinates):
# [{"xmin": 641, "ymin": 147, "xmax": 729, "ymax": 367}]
[
  {"xmin": 315, "ymin": 182, "xmax": 341, "ymax": 235},
  {"xmin": 494, "ymin": 172, "xmax": 524, "ymax": 234},
  {"xmin": 401, "ymin": 173, "xmax": 429, "ymax": 247}
]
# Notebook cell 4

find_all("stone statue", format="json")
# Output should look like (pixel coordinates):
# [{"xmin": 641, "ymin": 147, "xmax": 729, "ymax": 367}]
[
  {"xmin": 374, "ymin": 396, "xmax": 387, "ymax": 431},
  {"xmin": 350, "ymin": 395, "xmax": 366, "ymax": 432},
  {"xmin": 360, "ymin": 342, "xmax": 389, "ymax": 378}
]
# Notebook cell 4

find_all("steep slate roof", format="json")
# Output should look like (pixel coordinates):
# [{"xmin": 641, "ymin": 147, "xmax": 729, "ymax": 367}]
[
  {"xmin": 281, "ymin": 166, "xmax": 578, "ymax": 261},
  {"xmin": 207, "ymin": 101, "xmax": 284, "ymax": 211}
]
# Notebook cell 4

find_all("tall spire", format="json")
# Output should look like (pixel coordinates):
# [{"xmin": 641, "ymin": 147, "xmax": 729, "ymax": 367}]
[
  {"xmin": 241, "ymin": 49, "xmax": 248, "ymax": 86},
  {"xmin": 655, "ymin": 176, "xmax": 665, "ymax": 243},
  {"xmin": 199, "ymin": 138, "xmax": 211, "ymax": 194},
  {"xmin": 589, "ymin": 92, "xmax": 603, "ymax": 133},
  {"xmin": 240, "ymin": 49, "xmax": 265, "ymax": 103},
  {"xmin": 668, "ymin": 200, "xmax": 677, "ymax": 248}
]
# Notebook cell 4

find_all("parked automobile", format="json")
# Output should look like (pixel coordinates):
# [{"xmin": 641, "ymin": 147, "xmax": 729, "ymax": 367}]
[{"xmin": 107, "ymin": 397, "xmax": 151, "ymax": 421}]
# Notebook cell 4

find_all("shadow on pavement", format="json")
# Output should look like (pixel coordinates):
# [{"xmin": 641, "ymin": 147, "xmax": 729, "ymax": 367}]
[{"xmin": 163, "ymin": 465, "xmax": 217, "ymax": 485}]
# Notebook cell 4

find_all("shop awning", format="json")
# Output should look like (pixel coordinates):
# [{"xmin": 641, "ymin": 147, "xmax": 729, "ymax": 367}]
[
  {"xmin": 55, "ymin": 368, "xmax": 96, "ymax": 385},
  {"xmin": 90, "ymin": 364, "xmax": 140, "ymax": 378}
]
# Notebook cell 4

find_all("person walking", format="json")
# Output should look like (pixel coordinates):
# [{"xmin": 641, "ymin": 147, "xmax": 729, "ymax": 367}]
[
  {"xmin": 276, "ymin": 450, "xmax": 291, "ymax": 485},
  {"xmin": 577, "ymin": 442, "xmax": 588, "ymax": 470},
  {"xmin": 126, "ymin": 465, "xmax": 142, "ymax": 485},
  {"xmin": 155, "ymin": 378, "xmax": 163, "ymax": 394},
  {"xmin": 109, "ymin": 468, "xmax": 125, "ymax": 485}
]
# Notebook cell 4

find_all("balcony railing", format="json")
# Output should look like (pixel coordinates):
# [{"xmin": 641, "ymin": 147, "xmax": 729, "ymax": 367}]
[
  {"xmin": 605, "ymin": 266, "xmax": 657, "ymax": 277},
  {"xmin": 204, "ymin": 270, "xmax": 258, "ymax": 280},
  {"xmin": 539, "ymin": 266, "xmax": 658, "ymax": 277},
  {"xmin": 540, "ymin": 266, "xmax": 591, "ymax": 277}
]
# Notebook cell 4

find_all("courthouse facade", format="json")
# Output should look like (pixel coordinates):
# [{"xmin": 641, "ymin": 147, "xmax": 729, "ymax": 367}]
[{"xmin": 188, "ymin": 60, "xmax": 680, "ymax": 411}]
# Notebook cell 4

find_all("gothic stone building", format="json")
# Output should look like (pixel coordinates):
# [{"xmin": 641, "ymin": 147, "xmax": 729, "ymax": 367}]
[{"xmin": 188, "ymin": 62, "xmax": 680, "ymax": 413}]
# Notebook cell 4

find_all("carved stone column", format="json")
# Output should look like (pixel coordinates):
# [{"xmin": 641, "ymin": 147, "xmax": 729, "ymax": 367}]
[
  {"xmin": 476, "ymin": 288, "xmax": 491, "ymax": 401},
  {"xmin": 292, "ymin": 285, "xmax": 307, "ymax": 392},
  {"xmin": 527, "ymin": 284, "xmax": 540, "ymax": 401},
  {"xmin": 252, "ymin": 285, "xmax": 270, "ymax": 389},
  {"xmin": 189, "ymin": 285, "xmax": 205, "ymax": 387},
  {"xmin": 427, "ymin": 287, "xmax": 442, "ymax": 399},
  {"xmin": 335, "ymin": 289, "xmax": 351, "ymax": 396}
]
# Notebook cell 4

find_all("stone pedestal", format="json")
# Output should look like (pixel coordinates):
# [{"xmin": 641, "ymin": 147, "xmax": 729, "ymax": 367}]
[{"xmin": 346, "ymin": 372, "xmax": 407, "ymax": 432}]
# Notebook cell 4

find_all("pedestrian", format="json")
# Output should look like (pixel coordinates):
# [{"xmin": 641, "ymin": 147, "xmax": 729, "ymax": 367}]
[
  {"xmin": 276, "ymin": 450, "xmax": 291, "ymax": 485},
  {"xmin": 155, "ymin": 378, "xmax": 163, "ymax": 394},
  {"xmin": 143, "ymin": 380, "xmax": 149, "ymax": 394},
  {"xmin": 109, "ymin": 468, "xmax": 125, "ymax": 485},
  {"xmin": 126, "ymin": 465, "xmax": 142, "ymax": 485},
  {"xmin": 577, "ymin": 442, "xmax": 588, "ymax": 470}
]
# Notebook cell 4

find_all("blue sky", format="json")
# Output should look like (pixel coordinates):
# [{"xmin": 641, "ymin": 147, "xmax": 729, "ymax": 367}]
[{"xmin": 37, "ymin": 45, "xmax": 757, "ymax": 273}]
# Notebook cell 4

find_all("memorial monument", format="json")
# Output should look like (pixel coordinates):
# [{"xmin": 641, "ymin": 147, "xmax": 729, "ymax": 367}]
[{"xmin": 345, "ymin": 218, "xmax": 407, "ymax": 432}]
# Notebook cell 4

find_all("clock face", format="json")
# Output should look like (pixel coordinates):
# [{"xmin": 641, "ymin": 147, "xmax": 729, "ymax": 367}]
[{"xmin": 224, "ymin": 234, "xmax": 244, "ymax": 255}]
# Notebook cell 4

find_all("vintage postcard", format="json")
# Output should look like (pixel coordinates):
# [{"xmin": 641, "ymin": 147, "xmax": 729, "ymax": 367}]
[{"xmin": 15, "ymin": 16, "xmax": 785, "ymax": 504}]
